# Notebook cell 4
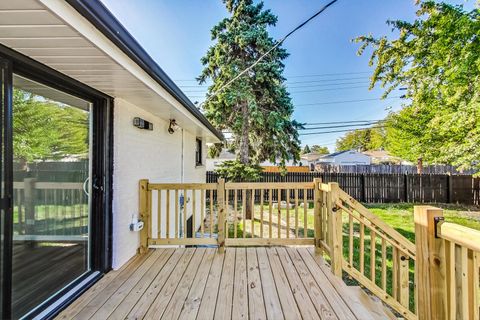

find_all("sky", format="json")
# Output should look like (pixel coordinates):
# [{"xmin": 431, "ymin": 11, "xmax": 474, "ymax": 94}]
[{"xmin": 101, "ymin": 0, "xmax": 474, "ymax": 152}]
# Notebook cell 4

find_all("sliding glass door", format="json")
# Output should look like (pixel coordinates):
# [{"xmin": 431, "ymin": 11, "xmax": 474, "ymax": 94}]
[
  {"xmin": 11, "ymin": 75, "xmax": 93, "ymax": 319},
  {"xmin": 0, "ymin": 57, "xmax": 12, "ymax": 319},
  {"xmin": 0, "ymin": 47, "xmax": 112, "ymax": 320}
]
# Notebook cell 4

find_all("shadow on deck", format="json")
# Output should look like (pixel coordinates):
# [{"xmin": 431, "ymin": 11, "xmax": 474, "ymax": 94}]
[{"xmin": 56, "ymin": 247, "xmax": 395, "ymax": 320}]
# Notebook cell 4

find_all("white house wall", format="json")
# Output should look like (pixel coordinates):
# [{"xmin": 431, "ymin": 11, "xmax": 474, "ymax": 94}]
[{"xmin": 112, "ymin": 98, "xmax": 206, "ymax": 269}]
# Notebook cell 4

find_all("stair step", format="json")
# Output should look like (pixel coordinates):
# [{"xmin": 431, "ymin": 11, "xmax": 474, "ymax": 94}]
[{"xmin": 349, "ymin": 286, "xmax": 399, "ymax": 320}]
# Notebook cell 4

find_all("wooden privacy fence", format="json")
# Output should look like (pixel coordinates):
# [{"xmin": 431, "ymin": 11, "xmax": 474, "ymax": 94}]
[
  {"xmin": 207, "ymin": 171, "xmax": 480, "ymax": 205},
  {"xmin": 139, "ymin": 178, "xmax": 480, "ymax": 319}
]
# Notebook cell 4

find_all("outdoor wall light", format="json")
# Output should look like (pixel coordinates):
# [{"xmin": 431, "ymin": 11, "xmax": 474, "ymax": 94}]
[
  {"xmin": 133, "ymin": 117, "xmax": 153, "ymax": 130},
  {"xmin": 168, "ymin": 119, "xmax": 179, "ymax": 134}
]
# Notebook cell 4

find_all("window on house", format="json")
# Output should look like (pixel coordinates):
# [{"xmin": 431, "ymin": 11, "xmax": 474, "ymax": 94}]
[{"xmin": 195, "ymin": 138, "xmax": 202, "ymax": 166}]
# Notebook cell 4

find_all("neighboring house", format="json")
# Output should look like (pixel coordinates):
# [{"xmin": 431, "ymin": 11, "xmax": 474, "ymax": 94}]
[
  {"xmin": 300, "ymin": 152, "xmax": 325, "ymax": 170},
  {"xmin": 206, "ymin": 150, "xmax": 236, "ymax": 171},
  {"xmin": 316, "ymin": 150, "xmax": 372, "ymax": 165},
  {"xmin": 0, "ymin": 1, "xmax": 222, "ymax": 318},
  {"xmin": 363, "ymin": 150, "xmax": 411, "ymax": 165},
  {"xmin": 207, "ymin": 150, "xmax": 297, "ymax": 171}
]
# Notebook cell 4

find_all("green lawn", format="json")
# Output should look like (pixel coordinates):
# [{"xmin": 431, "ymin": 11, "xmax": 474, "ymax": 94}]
[{"xmin": 364, "ymin": 203, "xmax": 480, "ymax": 243}]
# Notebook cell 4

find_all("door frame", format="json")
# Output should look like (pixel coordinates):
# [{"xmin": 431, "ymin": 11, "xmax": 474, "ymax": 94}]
[{"xmin": 0, "ymin": 44, "xmax": 113, "ymax": 319}]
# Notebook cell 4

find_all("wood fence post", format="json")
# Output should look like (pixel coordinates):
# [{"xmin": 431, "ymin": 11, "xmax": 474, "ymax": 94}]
[
  {"xmin": 328, "ymin": 182, "xmax": 343, "ymax": 277},
  {"xmin": 139, "ymin": 179, "xmax": 149, "ymax": 254},
  {"xmin": 217, "ymin": 178, "xmax": 226, "ymax": 253},
  {"xmin": 24, "ymin": 178, "xmax": 36, "ymax": 236},
  {"xmin": 447, "ymin": 173, "xmax": 453, "ymax": 204},
  {"xmin": 404, "ymin": 174, "xmax": 409, "ymax": 203},
  {"xmin": 414, "ymin": 206, "xmax": 447, "ymax": 320},
  {"xmin": 313, "ymin": 178, "xmax": 322, "ymax": 253},
  {"xmin": 360, "ymin": 173, "xmax": 366, "ymax": 202}
]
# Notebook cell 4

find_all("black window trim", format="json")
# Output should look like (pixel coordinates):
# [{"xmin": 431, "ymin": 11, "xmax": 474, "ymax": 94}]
[
  {"xmin": 0, "ymin": 43, "xmax": 114, "ymax": 320},
  {"xmin": 195, "ymin": 138, "xmax": 203, "ymax": 167}
]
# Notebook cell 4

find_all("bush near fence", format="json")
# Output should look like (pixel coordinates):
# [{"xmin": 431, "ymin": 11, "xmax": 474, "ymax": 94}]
[{"xmin": 206, "ymin": 171, "xmax": 480, "ymax": 205}]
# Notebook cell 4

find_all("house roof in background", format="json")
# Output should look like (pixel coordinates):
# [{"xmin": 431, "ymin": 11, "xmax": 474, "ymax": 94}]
[
  {"xmin": 66, "ymin": 0, "xmax": 223, "ymax": 141},
  {"xmin": 321, "ymin": 150, "xmax": 351, "ymax": 158},
  {"xmin": 300, "ymin": 153, "xmax": 324, "ymax": 161}
]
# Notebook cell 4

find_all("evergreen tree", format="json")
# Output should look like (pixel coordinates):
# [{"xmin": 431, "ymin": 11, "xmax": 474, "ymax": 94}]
[
  {"xmin": 198, "ymin": 0, "xmax": 302, "ymax": 177},
  {"xmin": 13, "ymin": 89, "xmax": 89, "ymax": 164},
  {"xmin": 302, "ymin": 145, "xmax": 311, "ymax": 154}
]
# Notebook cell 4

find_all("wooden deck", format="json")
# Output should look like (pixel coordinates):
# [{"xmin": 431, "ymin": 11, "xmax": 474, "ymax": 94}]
[{"xmin": 57, "ymin": 247, "xmax": 394, "ymax": 320}]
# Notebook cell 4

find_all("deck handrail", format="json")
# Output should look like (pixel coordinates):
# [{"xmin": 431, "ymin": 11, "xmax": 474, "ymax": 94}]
[
  {"xmin": 318, "ymin": 182, "xmax": 417, "ymax": 319},
  {"xmin": 138, "ymin": 178, "xmax": 480, "ymax": 320},
  {"xmin": 417, "ymin": 207, "xmax": 480, "ymax": 320}
]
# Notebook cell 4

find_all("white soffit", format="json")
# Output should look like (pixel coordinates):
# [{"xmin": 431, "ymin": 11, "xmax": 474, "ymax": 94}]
[{"xmin": 0, "ymin": 0, "xmax": 220, "ymax": 142}]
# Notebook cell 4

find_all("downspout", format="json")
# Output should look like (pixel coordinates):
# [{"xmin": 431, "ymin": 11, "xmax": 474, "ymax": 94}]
[{"xmin": 180, "ymin": 128, "xmax": 185, "ymax": 237}]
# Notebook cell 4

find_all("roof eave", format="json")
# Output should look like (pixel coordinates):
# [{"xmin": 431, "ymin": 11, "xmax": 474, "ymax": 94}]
[{"xmin": 66, "ymin": 0, "xmax": 223, "ymax": 141}]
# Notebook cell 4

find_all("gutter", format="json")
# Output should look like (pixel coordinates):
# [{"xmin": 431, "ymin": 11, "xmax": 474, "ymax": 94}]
[{"xmin": 66, "ymin": 0, "xmax": 224, "ymax": 141}]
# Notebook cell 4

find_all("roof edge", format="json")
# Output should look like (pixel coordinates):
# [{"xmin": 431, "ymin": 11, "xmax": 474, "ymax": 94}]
[{"xmin": 65, "ymin": 0, "xmax": 223, "ymax": 141}]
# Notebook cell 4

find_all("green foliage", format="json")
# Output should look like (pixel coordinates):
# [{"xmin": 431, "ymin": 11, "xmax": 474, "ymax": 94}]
[
  {"xmin": 214, "ymin": 160, "xmax": 263, "ymax": 182},
  {"xmin": 336, "ymin": 127, "xmax": 386, "ymax": 152},
  {"xmin": 13, "ymin": 89, "xmax": 89, "ymax": 163},
  {"xmin": 207, "ymin": 143, "xmax": 222, "ymax": 158},
  {"xmin": 198, "ymin": 0, "xmax": 301, "ymax": 171},
  {"xmin": 302, "ymin": 145, "xmax": 311, "ymax": 154},
  {"xmin": 310, "ymin": 145, "xmax": 329, "ymax": 155},
  {"xmin": 355, "ymin": 1, "xmax": 480, "ymax": 171}
]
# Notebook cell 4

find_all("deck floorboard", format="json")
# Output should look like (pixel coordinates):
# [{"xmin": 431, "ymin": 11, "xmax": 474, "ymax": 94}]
[{"xmin": 57, "ymin": 247, "xmax": 381, "ymax": 320}]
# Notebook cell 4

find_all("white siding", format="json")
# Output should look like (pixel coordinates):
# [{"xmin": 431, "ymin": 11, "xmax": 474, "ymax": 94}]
[{"xmin": 112, "ymin": 98, "xmax": 206, "ymax": 269}]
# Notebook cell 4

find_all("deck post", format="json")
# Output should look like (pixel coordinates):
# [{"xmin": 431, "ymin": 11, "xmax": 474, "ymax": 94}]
[
  {"xmin": 313, "ymin": 178, "xmax": 322, "ymax": 253},
  {"xmin": 24, "ymin": 178, "xmax": 37, "ymax": 237},
  {"xmin": 139, "ymin": 179, "xmax": 149, "ymax": 254},
  {"xmin": 217, "ymin": 178, "xmax": 226, "ymax": 253},
  {"xmin": 414, "ymin": 206, "xmax": 447, "ymax": 320},
  {"xmin": 328, "ymin": 182, "xmax": 343, "ymax": 277}
]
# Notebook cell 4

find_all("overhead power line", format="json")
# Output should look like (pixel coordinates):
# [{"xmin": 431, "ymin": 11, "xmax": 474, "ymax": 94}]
[
  {"xmin": 295, "ymin": 96, "xmax": 402, "ymax": 107},
  {"xmin": 198, "ymin": 0, "xmax": 339, "ymax": 105},
  {"xmin": 174, "ymin": 71, "xmax": 370, "ymax": 82},
  {"xmin": 299, "ymin": 122, "xmax": 382, "ymax": 130},
  {"xmin": 183, "ymin": 81, "xmax": 368, "ymax": 93},
  {"xmin": 303, "ymin": 119, "xmax": 382, "ymax": 125},
  {"xmin": 187, "ymin": 85, "xmax": 370, "ymax": 98},
  {"xmin": 299, "ymin": 126, "xmax": 385, "ymax": 136}
]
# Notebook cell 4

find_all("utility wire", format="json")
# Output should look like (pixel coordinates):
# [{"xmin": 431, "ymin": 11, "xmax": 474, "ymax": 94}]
[
  {"xmin": 181, "ymin": 80, "xmax": 368, "ymax": 92},
  {"xmin": 184, "ymin": 82, "xmax": 368, "ymax": 94},
  {"xmin": 178, "ymin": 76, "xmax": 369, "ymax": 88},
  {"xmin": 299, "ymin": 122, "xmax": 382, "ymax": 130},
  {"xmin": 303, "ymin": 119, "xmax": 382, "ymax": 125},
  {"xmin": 174, "ymin": 71, "xmax": 370, "ymax": 82},
  {"xmin": 200, "ymin": 0, "xmax": 339, "ymax": 104},
  {"xmin": 295, "ymin": 96, "xmax": 402, "ymax": 107},
  {"xmin": 187, "ymin": 84, "xmax": 369, "ymax": 98},
  {"xmin": 299, "ymin": 126, "xmax": 385, "ymax": 136}
]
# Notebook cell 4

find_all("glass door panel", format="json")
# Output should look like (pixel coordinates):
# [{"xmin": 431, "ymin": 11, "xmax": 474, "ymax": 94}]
[
  {"xmin": 0, "ymin": 57, "xmax": 12, "ymax": 320},
  {"xmin": 11, "ymin": 74, "xmax": 92, "ymax": 319}
]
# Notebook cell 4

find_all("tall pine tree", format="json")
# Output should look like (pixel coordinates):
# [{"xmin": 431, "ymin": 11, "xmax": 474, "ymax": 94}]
[{"xmin": 198, "ymin": 0, "xmax": 301, "ymax": 178}]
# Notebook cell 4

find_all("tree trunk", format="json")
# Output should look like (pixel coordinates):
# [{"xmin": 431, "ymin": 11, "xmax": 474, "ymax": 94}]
[{"xmin": 239, "ymin": 102, "xmax": 253, "ymax": 220}]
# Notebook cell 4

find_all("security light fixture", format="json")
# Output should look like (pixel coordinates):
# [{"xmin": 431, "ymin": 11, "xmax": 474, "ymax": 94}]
[
  {"xmin": 133, "ymin": 117, "xmax": 153, "ymax": 130},
  {"xmin": 168, "ymin": 119, "xmax": 179, "ymax": 134}
]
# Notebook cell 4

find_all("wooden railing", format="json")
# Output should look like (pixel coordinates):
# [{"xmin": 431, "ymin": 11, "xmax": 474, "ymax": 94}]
[
  {"xmin": 139, "ymin": 178, "xmax": 480, "ymax": 320},
  {"xmin": 319, "ymin": 182, "xmax": 417, "ymax": 319},
  {"xmin": 415, "ymin": 206, "xmax": 480, "ymax": 319},
  {"xmin": 13, "ymin": 179, "xmax": 88, "ymax": 239},
  {"xmin": 139, "ymin": 179, "xmax": 315, "ymax": 252}
]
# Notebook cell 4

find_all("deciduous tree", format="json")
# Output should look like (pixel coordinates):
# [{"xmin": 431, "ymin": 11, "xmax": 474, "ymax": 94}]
[{"xmin": 355, "ymin": 1, "xmax": 480, "ymax": 171}]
